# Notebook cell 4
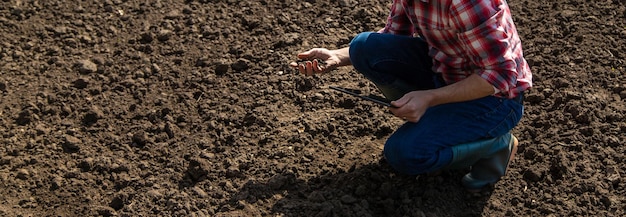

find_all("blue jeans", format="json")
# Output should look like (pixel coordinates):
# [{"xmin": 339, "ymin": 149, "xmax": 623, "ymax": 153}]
[{"xmin": 349, "ymin": 32, "xmax": 524, "ymax": 175}]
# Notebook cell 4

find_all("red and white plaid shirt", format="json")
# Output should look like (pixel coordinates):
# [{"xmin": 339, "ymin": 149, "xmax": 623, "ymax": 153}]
[{"xmin": 381, "ymin": 0, "xmax": 532, "ymax": 98}]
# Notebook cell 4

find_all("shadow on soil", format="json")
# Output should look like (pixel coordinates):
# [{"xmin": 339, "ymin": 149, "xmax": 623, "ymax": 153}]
[{"xmin": 224, "ymin": 159, "xmax": 495, "ymax": 217}]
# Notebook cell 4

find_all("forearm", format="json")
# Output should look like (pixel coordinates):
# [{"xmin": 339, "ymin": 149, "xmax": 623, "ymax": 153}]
[
  {"xmin": 332, "ymin": 47, "xmax": 351, "ymax": 67},
  {"xmin": 427, "ymin": 74, "xmax": 495, "ymax": 107}
]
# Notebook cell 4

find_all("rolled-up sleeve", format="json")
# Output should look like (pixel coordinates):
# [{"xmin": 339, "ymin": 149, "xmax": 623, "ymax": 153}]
[{"xmin": 453, "ymin": 3, "xmax": 519, "ymax": 95}]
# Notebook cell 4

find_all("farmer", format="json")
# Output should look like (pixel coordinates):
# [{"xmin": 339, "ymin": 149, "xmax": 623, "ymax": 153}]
[{"xmin": 289, "ymin": 0, "xmax": 532, "ymax": 192}]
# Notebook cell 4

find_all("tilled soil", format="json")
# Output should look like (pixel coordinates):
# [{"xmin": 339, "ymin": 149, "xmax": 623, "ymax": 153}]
[{"xmin": 1, "ymin": 0, "xmax": 625, "ymax": 216}]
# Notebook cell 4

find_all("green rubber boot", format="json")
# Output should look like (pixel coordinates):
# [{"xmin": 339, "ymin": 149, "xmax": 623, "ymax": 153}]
[{"xmin": 447, "ymin": 132, "xmax": 518, "ymax": 192}]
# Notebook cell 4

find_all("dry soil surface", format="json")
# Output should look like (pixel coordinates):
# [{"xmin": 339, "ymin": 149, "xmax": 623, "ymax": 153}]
[{"xmin": 1, "ymin": 0, "xmax": 625, "ymax": 216}]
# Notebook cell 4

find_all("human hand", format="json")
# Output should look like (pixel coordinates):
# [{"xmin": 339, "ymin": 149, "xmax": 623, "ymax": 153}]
[
  {"xmin": 289, "ymin": 48, "xmax": 340, "ymax": 76},
  {"xmin": 389, "ymin": 91, "xmax": 435, "ymax": 123}
]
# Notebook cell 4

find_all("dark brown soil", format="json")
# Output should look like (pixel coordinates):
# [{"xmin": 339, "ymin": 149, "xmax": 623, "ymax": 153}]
[{"xmin": 1, "ymin": 0, "xmax": 625, "ymax": 216}]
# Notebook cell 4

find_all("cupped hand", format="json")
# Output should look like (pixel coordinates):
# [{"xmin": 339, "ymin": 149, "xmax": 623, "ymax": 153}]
[
  {"xmin": 289, "ymin": 48, "xmax": 340, "ymax": 76},
  {"xmin": 390, "ymin": 91, "xmax": 435, "ymax": 123}
]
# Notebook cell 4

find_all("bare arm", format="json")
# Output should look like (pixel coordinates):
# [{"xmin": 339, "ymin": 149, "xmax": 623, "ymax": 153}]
[
  {"xmin": 426, "ymin": 73, "xmax": 495, "ymax": 106},
  {"xmin": 390, "ymin": 73, "xmax": 494, "ymax": 122},
  {"xmin": 330, "ymin": 47, "xmax": 351, "ymax": 67}
]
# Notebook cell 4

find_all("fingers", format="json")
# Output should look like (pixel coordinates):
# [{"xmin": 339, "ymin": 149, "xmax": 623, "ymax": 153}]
[
  {"xmin": 390, "ymin": 96, "xmax": 417, "ymax": 122},
  {"xmin": 305, "ymin": 61, "xmax": 314, "ymax": 76},
  {"xmin": 290, "ymin": 48, "xmax": 332, "ymax": 75},
  {"xmin": 288, "ymin": 61, "xmax": 307, "ymax": 75},
  {"xmin": 289, "ymin": 59, "xmax": 325, "ymax": 76},
  {"xmin": 405, "ymin": 117, "xmax": 419, "ymax": 123},
  {"xmin": 312, "ymin": 59, "xmax": 324, "ymax": 72},
  {"xmin": 392, "ymin": 110, "xmax": 419, "ymax": 123},
  {"xmin": 297, "ymin": 52, "xmax": 313, "ymax": 60},
  {"xmin": 298, "ymin": 63, "xmax": 306, "ymax": 75},
  {"xmin": 297, "ymin": 49, "xmax": 318, "ymax": 60},
  {"xmin": 390, "ymin": 99, "xmax": 406, "ymax": 109},
  {"xmin": 288, "ymin": 60, "xmax": 311, "ymax": 75}
]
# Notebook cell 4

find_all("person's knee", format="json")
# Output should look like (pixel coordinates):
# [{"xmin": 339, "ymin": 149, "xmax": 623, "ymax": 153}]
[
  {"xmin": 383, "ymin": 140, "xmax": 420, "ymax": 175},
  {"xmin": 383, "ymin": 139, "xmax": 446, "ymax": 175},
  {"xmin": 349, "ymin": 32, "xmax": 372, "ymax": 49},
  {"xmin": 349, "ymin": 32, "xmax": 373, "ymax": 71}
]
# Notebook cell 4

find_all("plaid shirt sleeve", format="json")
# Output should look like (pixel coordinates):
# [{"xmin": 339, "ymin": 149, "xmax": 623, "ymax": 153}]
[
  {"xmin": 382, "ymin": 0, "xmax": 413, "ymax": 36},
  {"xmin": 451, "ymin": 1, "xmax": 521, "ymax": 95}
]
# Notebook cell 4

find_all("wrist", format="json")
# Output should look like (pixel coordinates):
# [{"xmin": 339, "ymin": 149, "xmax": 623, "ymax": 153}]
[
  {"xmin": 333, "ymin": 47, "xmax": 351, "ymax": 67},
  {"xmin": 423, "ymin": 90, "xmax": 441, "ymax": 107}
]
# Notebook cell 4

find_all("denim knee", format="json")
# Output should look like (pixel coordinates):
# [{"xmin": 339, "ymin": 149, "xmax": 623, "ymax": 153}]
[
  {"xmin": 382, "ymin": 123, "xmax": 454, "ymax": 175},
  {"xmin": 383, "ymin": 140, "xmax": 414, "ymax": 175},
  {"xmin": 349, "ymin": 32, "xmax": 373, "ymax": 73},
  {"xmin": 383, "ymin": 139, "xmax": 451, "ymax": 175}
]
